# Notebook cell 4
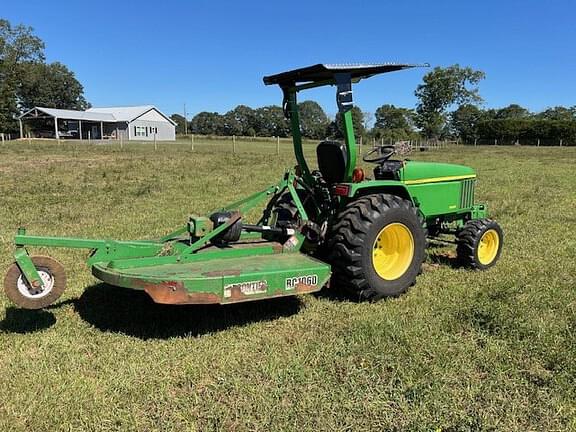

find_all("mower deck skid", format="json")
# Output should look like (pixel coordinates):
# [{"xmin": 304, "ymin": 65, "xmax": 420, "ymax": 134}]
[{"xmin": 92, "ymin": 253, "xmax": 331, "ymax": 305}]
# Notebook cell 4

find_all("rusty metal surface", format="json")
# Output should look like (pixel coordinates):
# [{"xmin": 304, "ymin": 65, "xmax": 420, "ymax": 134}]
[{"xmin": 143, "ymin": 281, "xmax": 220, "ymax": 305}]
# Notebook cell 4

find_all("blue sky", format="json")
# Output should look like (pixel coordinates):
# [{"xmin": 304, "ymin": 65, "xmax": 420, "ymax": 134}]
[{"xmin": 3, "ymin": 0, "xmax": 575, "ymax": 119}]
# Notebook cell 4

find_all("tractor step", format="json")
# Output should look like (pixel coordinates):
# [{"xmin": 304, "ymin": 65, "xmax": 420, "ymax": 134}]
[{"xmin": 92, "ymin": 253, "xmax": 331, "ymax": 305}]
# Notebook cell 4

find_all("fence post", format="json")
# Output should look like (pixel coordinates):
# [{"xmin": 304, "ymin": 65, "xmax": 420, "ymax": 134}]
[
  {"xmin": 233, "ymin": 135, "xmax": 236, "ymax": 154},
  {"xmin": 537, "ymin": 138, "xmax": 540, "ymax": 147},
  {"xmin": 560, "ymin": 139, "xmax": 563, "ymax": 147},
  {"xmin": 120, "ymin": 134, "xmax": 123, "ymax": 149},
  {"xmin": 276, "ymin": 136, "xmax": 280, "ymax": 155},
  {"xmin": 494, "ymin": 138, "xmax": 497, "ymax": 146},
  {"xmin": 1, "ymin": 133, "xmax": 4, "ymax": 145},
  {"xmin": 190, "ymin": 134, "xmax": 194, "ymax": 151},
  {"xmin": 88, "ymin": 130, "xmax": 91, "ymax": 145},
  {"xmin": 28, "ymin": 132, "xmax": 31, "ymax": 145},
  {"xmin": 154, "ymin": 132, "xmax": 157, "ymax": 151},
  {"xmin": 474, "ymin": 138, "xmax": 477, "ymax": 147}
]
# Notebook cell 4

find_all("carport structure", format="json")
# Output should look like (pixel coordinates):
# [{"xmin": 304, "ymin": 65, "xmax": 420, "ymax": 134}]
[{"xmin": 18, "ymin": 107, "xmax": 116, "ymax": 140}]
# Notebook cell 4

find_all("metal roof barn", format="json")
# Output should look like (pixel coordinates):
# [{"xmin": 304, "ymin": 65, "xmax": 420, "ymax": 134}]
[{"xmin": 19, "ymin": 106, "xmax": 176, "ymax": 141}]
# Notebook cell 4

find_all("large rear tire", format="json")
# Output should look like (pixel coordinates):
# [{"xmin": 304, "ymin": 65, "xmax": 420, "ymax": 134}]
[{"xmin": 328, "ymin": 194, "xmax": 426, "ymax": 301}]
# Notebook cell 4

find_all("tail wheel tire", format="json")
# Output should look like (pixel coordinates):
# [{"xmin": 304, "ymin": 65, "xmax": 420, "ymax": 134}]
[
  {"xmin": 328, "ymin": 194, "xmax": 426, "ymax": 301},
  {"xmin": 457, "ymin": 219, "xmax": 503, "ymax": 270},
  {"xmin": 4, "ymin": 256, "xmax": 67, "ymax": 309}
]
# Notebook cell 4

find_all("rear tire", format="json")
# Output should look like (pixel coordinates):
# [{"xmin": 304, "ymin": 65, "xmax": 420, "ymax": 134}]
[
  {"xmin": 4, "ymin": 256, "xmax": 67, "ymax": 309},
  {"xmin": 328, "ymin": 194, "xmax": 426, "ymax": 301},
  {"xmin": 457, "ymin": 219, "xmax": 503, "ymax": 270}
]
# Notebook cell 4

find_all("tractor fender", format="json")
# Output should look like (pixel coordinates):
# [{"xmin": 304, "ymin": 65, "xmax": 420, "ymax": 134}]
[
  {"xmin": 344, "ymin": 182, "xmax": 425, "ymax": 223},
  {"xmin": 347, "ymin": 181, "xmax": 414, "ymax": 204}
]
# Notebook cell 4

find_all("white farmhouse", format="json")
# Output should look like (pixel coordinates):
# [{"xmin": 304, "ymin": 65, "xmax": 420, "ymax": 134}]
[{"xmin": 19, "ymin": 105, "xmax": 176, "ymax": 141}]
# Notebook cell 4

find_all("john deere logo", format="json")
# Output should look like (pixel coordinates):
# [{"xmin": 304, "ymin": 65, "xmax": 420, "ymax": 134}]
[{"xmin": 285, "ymin": 275, "xmax": 318, "ymax": 290}]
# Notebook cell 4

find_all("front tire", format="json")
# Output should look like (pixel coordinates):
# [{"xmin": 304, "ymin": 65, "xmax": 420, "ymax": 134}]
[
  {"xmin": 457, "ymin": 219, "xmax": 503, "ymax": 270},
  {"xmin": 4, "ymin": 256, "xmax": 67, "ymax": 309},
  {"xmin": 328, "ymin": 194, "xmax": 426, "ymax": 301}
]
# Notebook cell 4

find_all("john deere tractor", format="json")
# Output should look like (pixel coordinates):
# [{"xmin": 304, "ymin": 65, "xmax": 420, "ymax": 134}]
[{"xmin": 4, "ymin": 63, "xmax": 503, "ymax": 309}]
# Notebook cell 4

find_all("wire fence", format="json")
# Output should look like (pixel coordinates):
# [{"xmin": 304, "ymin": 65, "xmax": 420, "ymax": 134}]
[
  {"xmin": 0, "ymin": 133, "xmax": 465, "ymax": 154},
  {"xmin": 465, "ymin": 138, "xmax": 574, "ymax": 146},
  {"xmin": 2, "ymin": 133, "xmax": 571, "ymax": 155}
]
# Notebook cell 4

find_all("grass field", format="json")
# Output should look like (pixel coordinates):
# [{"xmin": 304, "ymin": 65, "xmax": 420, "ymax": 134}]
[{"xmin": 0, "ymin": 140, "xmax": 574, "ymax": 431}]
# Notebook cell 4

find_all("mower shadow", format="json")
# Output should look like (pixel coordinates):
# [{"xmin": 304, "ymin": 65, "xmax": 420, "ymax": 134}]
[
  {"xmin": 0, "ymin": 307, "xmax": 56, "ymax": 334},
  {"xmin": 73, "ymin": 283, "xmax": 303, "ymax": 339}
]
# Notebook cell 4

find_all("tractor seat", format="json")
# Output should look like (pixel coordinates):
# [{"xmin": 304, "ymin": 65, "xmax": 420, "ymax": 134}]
[{"xmin": 316, "ymin": 140, "xmax": 348, "ymax": 183}]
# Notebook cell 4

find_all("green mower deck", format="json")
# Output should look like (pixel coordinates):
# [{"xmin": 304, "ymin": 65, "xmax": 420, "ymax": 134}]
[{"xmin": 93, "ymin": 252, "xmax": 331, "ymax": 305}]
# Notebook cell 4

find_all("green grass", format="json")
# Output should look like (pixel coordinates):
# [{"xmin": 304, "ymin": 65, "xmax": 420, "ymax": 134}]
[{"xmin": 0, "ymin": 141, "xmax": 574, "ymax": 431}]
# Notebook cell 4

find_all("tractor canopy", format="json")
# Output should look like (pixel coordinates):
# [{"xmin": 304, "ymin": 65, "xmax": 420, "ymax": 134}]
[{"xmin": 263, "ymin": 63, "xmax": 429, "ymax": 89}]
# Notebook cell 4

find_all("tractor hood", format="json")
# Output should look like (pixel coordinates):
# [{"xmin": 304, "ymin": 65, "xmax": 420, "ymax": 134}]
[{"xmin": 400, "ymin": 161, "xmax": 476, "ymax": 184}]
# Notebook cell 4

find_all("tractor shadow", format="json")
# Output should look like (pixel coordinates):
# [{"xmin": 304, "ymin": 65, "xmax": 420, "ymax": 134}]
[
  {"xmin": 73, "ymin": 283, "xmax": 303, "ymax": 339},
  {"xmin": 426, "ymin": 241, "xmax": 460, "ymax": 269}
]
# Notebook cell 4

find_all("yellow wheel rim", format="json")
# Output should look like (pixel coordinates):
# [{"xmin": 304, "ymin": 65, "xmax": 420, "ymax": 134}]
[
  {"xmin": 372, "ymin": 223, "xmax": 414, "ymax": 280},
  {"xmin": 478, "ymin": 229, "xmax": 500, "ymax": 265}
]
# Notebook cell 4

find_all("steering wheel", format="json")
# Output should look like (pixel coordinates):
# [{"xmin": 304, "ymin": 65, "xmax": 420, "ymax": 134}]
[{"xmin": 362, "ymin": 145, "xmax": 396, "ymax": 164}]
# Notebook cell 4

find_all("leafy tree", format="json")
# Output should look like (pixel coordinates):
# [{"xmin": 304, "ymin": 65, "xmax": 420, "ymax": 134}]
[
  {"xmin": 476, "ymin": 118, "xmax": 576, "ymax": 144},
  {"xmin": 450, "ymin": 104, "xmax": 484, "ymax": 142},
  {"xmin": 170, "ymin": 114, "xmax": 187, "ymax": 135},
  {"xmin": 332, "ymin": 106, "xmax": 366, "ymax": 139},
  {"xmin": 494, "ymin": 104, "xmax": 530, "ymax": 119},
  {"xmin": 298, "ymin": 101, "xmax": 329, "ymax": 139},
  {"xmin": 222, "ymin": 105, "xmax": 259, "ymax": 136},
  {"xmin": 254, "ymin": 105, "xmax": 289, "ymax": 137},
  {"xmin": 373, "ymin": 104, "xmax": 415, "ymax": 140},
  {"xmin": 17, "ymin": 62, "xmax": 89, "ymax": 111},
  {"xmin": 536, "ymin": 106, "xmax": 576, "ymax": 121},
  {"xmin": 190, "ymin": 112, "xmax": 224, "ymax": 135},
  {"xmin": 0, "ymin": 19, "xmax": 44, "ymax": 132},
  {"xmin": 415, "ymin": 65, "xmax": 485, "ymax": 138}
]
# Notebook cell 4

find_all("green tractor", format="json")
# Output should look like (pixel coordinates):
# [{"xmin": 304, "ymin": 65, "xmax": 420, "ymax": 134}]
[{"xmin": 4, "ymin": 63, "xmax": 503, "ymax": 309}]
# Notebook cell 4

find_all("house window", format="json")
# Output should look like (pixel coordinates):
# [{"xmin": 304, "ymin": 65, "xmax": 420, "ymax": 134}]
[{"xmin": 134, "ymin": 126, "xmax": 147, "ymax": 137}]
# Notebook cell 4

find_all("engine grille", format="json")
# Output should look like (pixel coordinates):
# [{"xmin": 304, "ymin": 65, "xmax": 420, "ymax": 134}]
[{"xmin": 460, "ymin": 179, "xmax": 475, "ymax": 209}]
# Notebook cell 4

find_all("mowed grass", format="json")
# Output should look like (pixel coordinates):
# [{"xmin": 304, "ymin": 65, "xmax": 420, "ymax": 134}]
[{"xmin": 0, "ymin": 140, "xmax": 574, "ymax": 431}]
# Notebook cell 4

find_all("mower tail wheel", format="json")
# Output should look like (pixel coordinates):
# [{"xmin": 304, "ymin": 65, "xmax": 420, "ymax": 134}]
[
  {"xmin": 4, "ymin": 256, "xmax": 67, "ymax": 309},
  {"xmin": 457, "ymin": 219, "xmax": 503, "ymax": 270},
  {"xmin": 327, "ymin": 193, "xmax": 426, "ymax": 301}
]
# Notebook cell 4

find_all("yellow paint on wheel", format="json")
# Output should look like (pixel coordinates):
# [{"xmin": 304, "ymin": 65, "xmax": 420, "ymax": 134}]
[
  {"xmin": 372, "ymin": 223, "xmax": 414, "ymax": 280},
  {"xmin": 478, "ymin": 229, "xmax": 499, "ymax": 265}
]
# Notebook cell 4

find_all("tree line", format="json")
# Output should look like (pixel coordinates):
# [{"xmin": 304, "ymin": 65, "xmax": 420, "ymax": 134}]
[
  {"xmin": 174, "ymin": 65, "xmax": 575, "ymax": 144},
  {"xmin": 171, "ymin": 102, "xmax": 368, "ymax": 140},
  {"xmin": 0, "ymin": 19, "xmax": 89, "ymax": 133}
]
